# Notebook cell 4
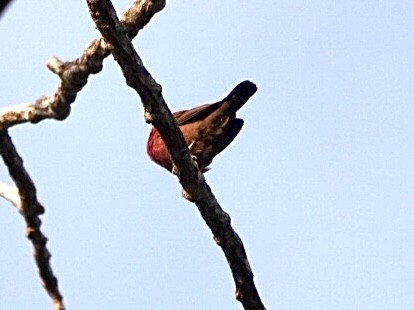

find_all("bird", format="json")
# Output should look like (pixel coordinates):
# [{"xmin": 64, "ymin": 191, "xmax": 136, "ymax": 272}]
[{"xmin": 146, "ymin": 80, "xmax": 257, "ymax": 173}]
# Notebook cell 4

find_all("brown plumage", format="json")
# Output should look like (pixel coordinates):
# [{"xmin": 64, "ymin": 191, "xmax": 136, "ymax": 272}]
[{"xmin": 147, "ymin": 80, "xmax": 257, "ymax": 172}]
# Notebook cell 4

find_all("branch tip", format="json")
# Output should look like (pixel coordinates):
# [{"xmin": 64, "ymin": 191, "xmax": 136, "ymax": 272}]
[{"xmin": 47, "ymin": 57, "xmax": 65, "ymax": 75}]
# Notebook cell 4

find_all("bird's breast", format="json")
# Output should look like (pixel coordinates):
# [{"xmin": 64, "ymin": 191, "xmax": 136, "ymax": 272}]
[{"xmin": 147, "ymin": 128, "xmax": 173, "ymax": 171}]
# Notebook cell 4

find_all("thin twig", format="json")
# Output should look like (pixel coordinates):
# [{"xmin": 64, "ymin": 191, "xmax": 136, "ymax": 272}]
[
  {"xmin": 0, "ymin": 0, "xmax": 165, "ymax": 131},
  {"xmin": 86, "ymin": 1, "xmax": 266, "ymax": 309},
  {"xmin": 0, "ymin": 131, "xmax": 65, "ymax": 310},
  {"xmin": 0, "ymin": 182, "xmax": 20, "ymax": 209},
  {"xmin": 0, "ymin": 1, "xmax": 167, "ymax": 308}
]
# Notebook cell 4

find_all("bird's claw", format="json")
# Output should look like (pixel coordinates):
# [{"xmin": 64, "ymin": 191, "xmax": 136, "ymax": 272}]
[
  {"xmin": 190, "ymin": 155, "xmax": 198, "ymax": 166},
  {"xmin": 171, "ymin": 155, "xmax": 198, "ymax": 175},
  {"xmin": 181, "ymin": 188, "xmax": 194, "ymax": 201},
  {"xmin": 171, "ymin": 162, "xmax": 179, "ymax": 176}
]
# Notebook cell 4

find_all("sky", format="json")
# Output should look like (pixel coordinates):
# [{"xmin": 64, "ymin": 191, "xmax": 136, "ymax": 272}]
[{"xmin": 0, "ymin": 1, "xmax": 414, "ymax": 309}]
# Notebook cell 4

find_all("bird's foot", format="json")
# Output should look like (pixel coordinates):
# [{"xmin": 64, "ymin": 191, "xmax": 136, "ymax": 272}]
[
  {"xmin": 181, "ymin": 188, "xmax": 194, "ymax": 202},
  {"xmin": 172, "ymin": 155, "xmax": 198, "ymax": 175},
  {"xmin": 171, "ymin": 162, "xmax": 179, "ymax": 176},
  {"xmin": 188, "ymin": 141, "xmax": 201, "ymax": 168},
  {"xmin": 181, "ymin": 156, "xmax": 201, "ymax": 202},
  {"xmin": 190, "ymin": 155, "xmax": 198, "ymax": 166}
]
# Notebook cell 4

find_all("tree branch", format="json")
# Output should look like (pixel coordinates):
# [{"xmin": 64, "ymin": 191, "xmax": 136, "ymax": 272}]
[
  {"xmin": 0, "ymin": 131, "xmax": 65, "ymax": 310},
  {"xmin": 0, "ymin": 182, "xmax": 20, "ymax": 208},
  {"xmin": 0, "ymin": 1, "xmax": 167, "ymax": 308},
  {"xmin": 86, "ymin": 1, "xmax": 266, "ymax": 309},
  {"xmin": 0, "ymin": 0, "xmax": 13, "ymax": 17},
  {"xmin": 0, "ymin": 0, "xmax": 165, "ymax": 131}
]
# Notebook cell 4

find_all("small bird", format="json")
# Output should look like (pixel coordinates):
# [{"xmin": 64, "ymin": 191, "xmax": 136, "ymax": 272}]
[{"xmin": 147, "ymin": 80, "xmax": 257, "ymax": 173}]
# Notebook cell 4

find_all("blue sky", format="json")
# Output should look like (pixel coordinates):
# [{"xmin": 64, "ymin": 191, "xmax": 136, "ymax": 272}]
[{"xmin": 1, "ymin": 1, "xmax": 413, "ymax": 309}]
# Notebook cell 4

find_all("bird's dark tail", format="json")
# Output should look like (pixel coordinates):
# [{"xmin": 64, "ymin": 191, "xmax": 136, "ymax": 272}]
[{"xmin": 224, "ymin": 80, "xmax": 257, "ymax": 110}]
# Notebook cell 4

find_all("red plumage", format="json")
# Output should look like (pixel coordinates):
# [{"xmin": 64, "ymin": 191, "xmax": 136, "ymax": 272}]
[{"xmin": 147, "ymin": 81, "xmax": 257, "ymax": 172}]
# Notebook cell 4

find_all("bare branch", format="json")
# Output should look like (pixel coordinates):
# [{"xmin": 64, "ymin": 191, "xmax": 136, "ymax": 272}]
[
  {"xmin": 0, "ymin": 0, "xmax": 165, "ymax": 131},
  {"xmin": 0, "ymin": 182, "xmax": 20, "ymax": 209},
  {"xmin": 86, "ymin": 1, "xmax": 266, "ymax": 309},
  {"xmin": 0, "ymin": 1, "xmax": 167, "ymax": 308},
  {"xmin": 0, "ymin": 131, "xmax": 65, "ymax": 310}
]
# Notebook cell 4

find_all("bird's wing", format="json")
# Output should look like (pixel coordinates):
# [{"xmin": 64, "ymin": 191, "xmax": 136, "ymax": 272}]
[{"xmin": 175, "ymin": 103, "xmax": 220, "ymax": 125}]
